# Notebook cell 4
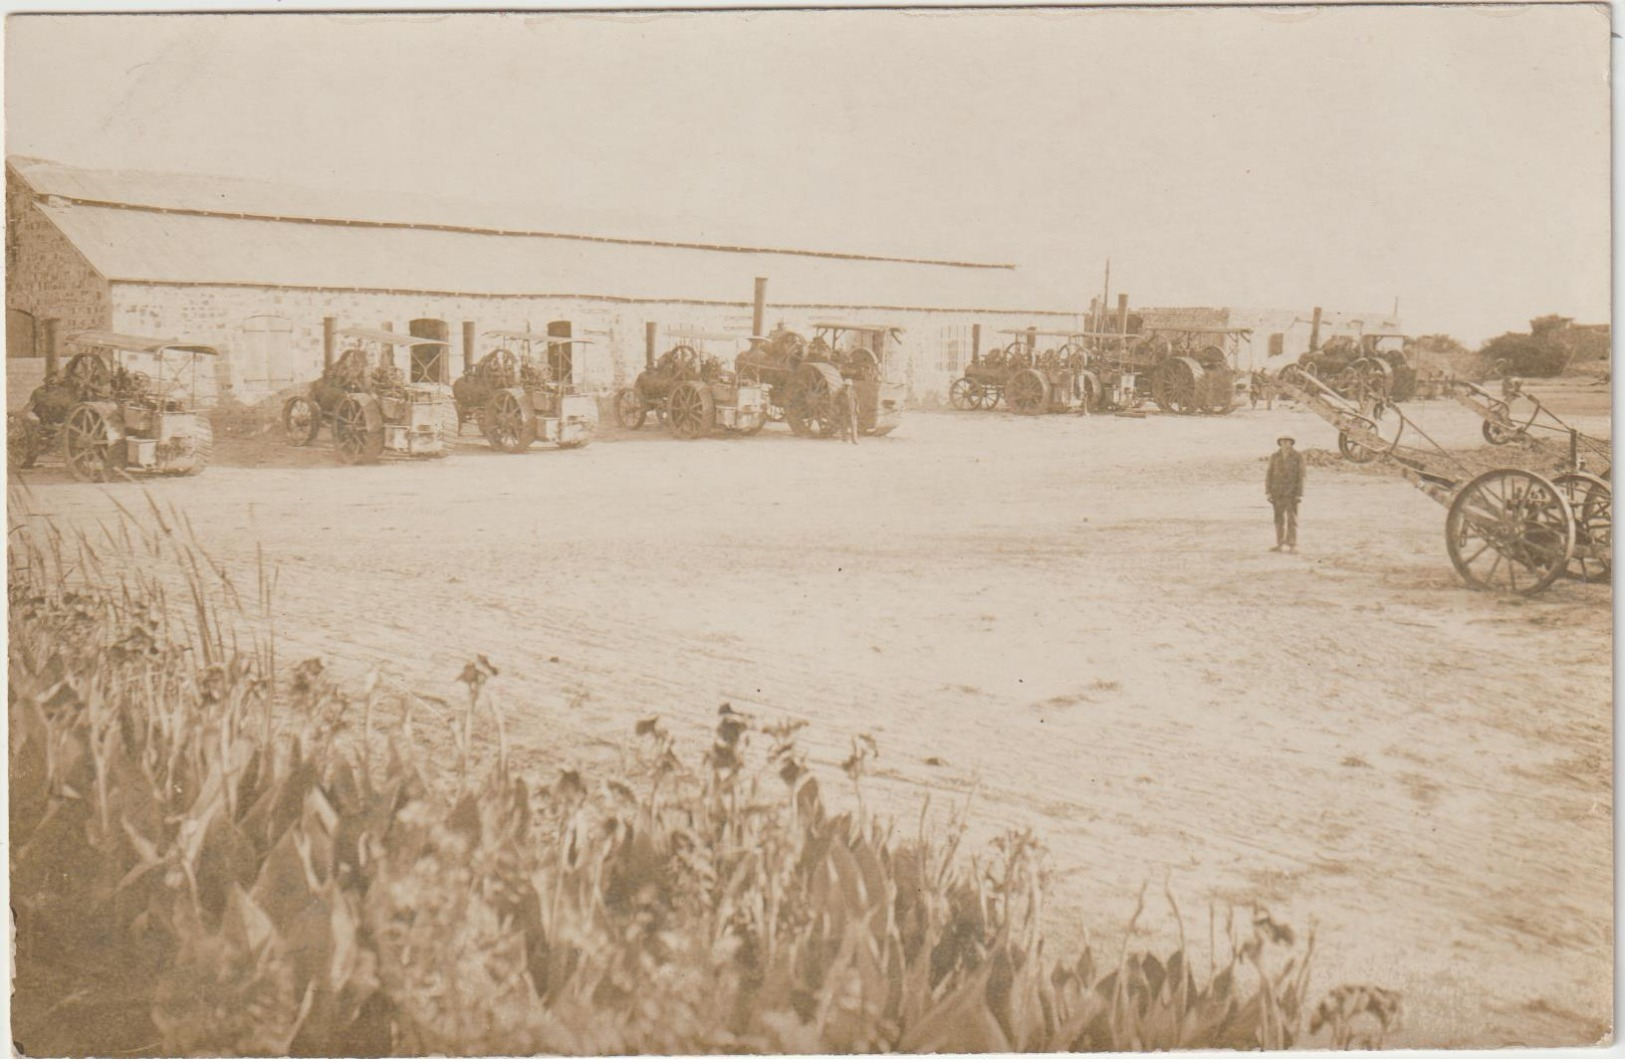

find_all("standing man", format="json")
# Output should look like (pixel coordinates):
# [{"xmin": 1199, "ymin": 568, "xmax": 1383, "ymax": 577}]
[
  {"xmin": 1266, "ymin": 435, "xmax": 1306, "ymax": 552},
  {"xmin": 837, "ymin": 381, "xmax": 860, "ymax": 444}
]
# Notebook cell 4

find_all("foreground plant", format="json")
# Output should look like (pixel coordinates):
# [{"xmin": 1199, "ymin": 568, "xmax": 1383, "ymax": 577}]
[{"xmin": 8, "ymin": 501, "xmax": 1402, "ymax": 1054}]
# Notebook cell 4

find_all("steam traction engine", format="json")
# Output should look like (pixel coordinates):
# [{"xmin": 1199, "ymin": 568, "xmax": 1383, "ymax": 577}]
[
  {"xmin": 1140, "ymin": 328, "xmax": 1244, "ymax": 415},
  {"xmin": 452, "ymin": 331, "xmax": 597, "ymax": 452},
  {"xmin": 950, "ymin": 330, "xmax": 1093, "ymax": 414},
  {"xmin": 1295, "ymin": 334, "xmax": 1419, "ymax": 405},
  {"xmin": 612, "ymin": 332, "xmax": 770, "ymax": 438},
  {"xmin": 282, "ymin": 327, "xmax": 456, "ymax": 463},
  {"xmin": 735, "ymin": 322, "xmax": 905, "ymax": 437},
  {"xmin": 8, "ymin": 331, "xmax": 215, "ymax": 480}
]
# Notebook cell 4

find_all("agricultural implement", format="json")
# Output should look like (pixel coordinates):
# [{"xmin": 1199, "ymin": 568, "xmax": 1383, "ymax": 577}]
[
  {"xmin": 282, "ymin": 327, "xmax": 455, "ymax": 464},
  {"xmin": 951, "ymin": 330, "xmax": 1092, "ymax": 414},
  {"xmin": 613, "ymin": 332, "xmax": 770, "ymax": 439},
  {"xmin": 1274, "ymin": 366, "xmax": 1610, "ymax": 592},
  {"xmin": 453, "ymin": 331, "xmax": 597, "ymax": 452},
  {"xmin": 736, "ymin": 322, "xmax": 905, "ymax": 437},
  {"xmin": 8, "ymin": 330, "xmax": 215, "ymax": 481},
  {"xmin": 1447, "ymin": 378, "xmax": 1612, "ymax": 474}
]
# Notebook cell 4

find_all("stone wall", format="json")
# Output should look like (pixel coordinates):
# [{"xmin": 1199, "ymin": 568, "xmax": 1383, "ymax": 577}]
[
  {"xmin": 107, "ymin": 283, "xmax": 1083, "ymax": 408},
  {"xmin": 5, "ymin": 170, "xmax": 114, "ymax": 352}
]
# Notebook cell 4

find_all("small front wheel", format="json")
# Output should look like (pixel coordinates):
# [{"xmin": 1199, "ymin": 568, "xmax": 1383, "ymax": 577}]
[
  {"xmin": 282, "ymin": 395, "xmax": 321, "ymax": 446},
  {"xmin": 614, "ymin": 387, "xmax": 647, "ymax": 430}
]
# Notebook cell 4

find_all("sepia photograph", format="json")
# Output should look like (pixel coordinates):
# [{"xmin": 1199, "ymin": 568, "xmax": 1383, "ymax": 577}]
[{"xmin": 4, "ymin": 4, "xmax": 1612, "ymax": 1055}]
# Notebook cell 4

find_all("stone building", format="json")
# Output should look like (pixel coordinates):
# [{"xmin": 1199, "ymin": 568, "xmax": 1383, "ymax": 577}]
[{"xmin": 5, "ymin": 156, "xmax": 1089, "ymax": 409}]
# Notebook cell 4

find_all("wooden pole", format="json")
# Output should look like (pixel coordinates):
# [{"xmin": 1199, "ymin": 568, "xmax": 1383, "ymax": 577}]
[
  {"xmin": 752, "ymin": 277, "xmax": 768, "ymax": 338},
  {"xmin": 462, "ymin": 321, "xmax": 476, "ymax": 373},
  {"xmin": 645, "ymin": 321, "xmax": 657, "ymax": 370},
  {"xmin": 41, "ymin": 318, "xmax": 58, "ymax": 376}
]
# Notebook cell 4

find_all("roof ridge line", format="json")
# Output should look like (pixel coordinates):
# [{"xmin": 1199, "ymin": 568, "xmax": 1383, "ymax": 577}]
[{"xmin": 41, "ymin": 191, "xmax": 1019, "ymax": 272}]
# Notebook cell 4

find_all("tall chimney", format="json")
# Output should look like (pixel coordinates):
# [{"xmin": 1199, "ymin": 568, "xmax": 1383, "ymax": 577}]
[
  {"xmin": 971, "ymin": 323, "xmax": 981, "ymax": 367},
  {"xmin": 1309, "ymin": 306, "xmax": 1323, "ymax": 352},
  {"xmin": 645, "ymin": 321, "xmax": 657, "ymax": 370},
  {"xmin": 462, "ymin": 321, "xmax": 476, "ymax": 374},
  {"xmin": 752, "ymin": 277, "xmax": 768, "ymax": 338},
  {"xmin": 41, "ymin": 318, "xmax": 59, "ymax": 377},
  {"xmin": 1116, "ymin": 293, "xmax": 1130, "ymax": 335},
  {"xmin": 322, "ymin": 317, "xmax": 336, "ymax": 370}
]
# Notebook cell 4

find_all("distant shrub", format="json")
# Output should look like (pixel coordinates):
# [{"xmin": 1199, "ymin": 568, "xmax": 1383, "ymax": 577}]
[{"xmin": 8, "ymin": 500, "xmax": 1402, "ymax": 1055}]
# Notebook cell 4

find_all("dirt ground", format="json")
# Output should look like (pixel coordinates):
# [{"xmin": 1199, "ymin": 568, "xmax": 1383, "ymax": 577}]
[{"xmin": 11, "ymin": 380, "xmax": 1613, "ymax": 1049}]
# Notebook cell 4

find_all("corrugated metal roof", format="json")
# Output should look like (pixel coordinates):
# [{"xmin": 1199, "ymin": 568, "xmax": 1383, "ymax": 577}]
[{"xmin": 38, "ymin": 200, "xmax": 1076, "ymax": 314}]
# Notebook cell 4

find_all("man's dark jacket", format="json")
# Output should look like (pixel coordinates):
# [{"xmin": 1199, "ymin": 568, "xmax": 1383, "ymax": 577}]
[{"xmin": 1266, "ymin": 449, "xmax": 1307, "ymax": 502}]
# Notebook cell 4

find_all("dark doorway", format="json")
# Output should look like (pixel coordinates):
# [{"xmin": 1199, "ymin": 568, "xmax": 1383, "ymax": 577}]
[
  {"xmin": 409, "ymin": 318, "xmax": 450, "ymax": 383},
  {"xmin": 546, "ymin": 319, "xmax": 573, "ymax": 384},
  {"xmin": 7, "ymin": 308, "xmax": 36, "ymax": 359}
]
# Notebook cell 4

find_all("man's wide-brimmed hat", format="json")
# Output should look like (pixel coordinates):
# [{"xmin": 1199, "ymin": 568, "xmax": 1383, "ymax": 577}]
[{"xmin": 1277, "ymin": 436, "xmax": 1296, "ymax": 445}]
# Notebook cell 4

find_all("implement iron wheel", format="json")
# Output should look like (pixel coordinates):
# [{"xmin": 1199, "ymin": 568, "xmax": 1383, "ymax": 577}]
[
  {"xmin": 1446, "ymin": 469, "xmax": 1574, "ymax": 595},
  {"xmin": 1553, "ymin": 472, "xmax": 1611, "ymax": 583}
]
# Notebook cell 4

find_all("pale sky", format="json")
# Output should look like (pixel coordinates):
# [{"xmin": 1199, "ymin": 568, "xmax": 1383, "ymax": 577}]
[{"xmin": 5, "ymin": 6, "xmax": 1611, "ymax": 344}]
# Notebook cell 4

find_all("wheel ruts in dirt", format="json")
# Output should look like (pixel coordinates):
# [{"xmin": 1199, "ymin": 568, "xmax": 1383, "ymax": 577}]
[
  {"xmin": 333, "ymin": 394, "xmax": 385, "ymax": 464},
  {"xmin": 1004, "ymin": 367, "xmax": 1049, "ymax": 415},
  {"xmin": 666, "ymin": 380, "xmax": 716, "ymax": 440},
  {"xmin": 1552, "ymin": 472, "xmax": 1612, "ymax": 583},
  {"xmin": 62, "ymin": 402, "xmax": 119, "ymax": 482},
  {"xmin": 1445, "ymin": 468, "xmax": 1575, "ymax": 595},
  {"xmin": 282, "ymin": 395, "xmax": 322, "ymax": 446}
]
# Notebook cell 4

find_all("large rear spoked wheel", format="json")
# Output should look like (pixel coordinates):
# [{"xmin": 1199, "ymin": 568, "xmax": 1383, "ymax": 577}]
[
  {"xmin": 63, "ymin": 405, "xmax": 116, "ymax": 482},
  {"xmin": 1153, "ymin": 358, "xmax": 1202, "ymax": 415},
  {"xmin": 1005, "ymin": 368, "xmax": 1048, "ymax": 415},
  {"xmin": 1446, "ymin": 469, "xmax": 1574, "ymax": 595},
  {"xmin": 333, "ymin": 397, "xmax": 384, "ymax": 464},
  {"xmin": 667, "ymin": 380, "xmax": 716, "ymax": 440},
  {"xmin": 484, "ymin": 391, "xmax": 535, "ymax": 453}
]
